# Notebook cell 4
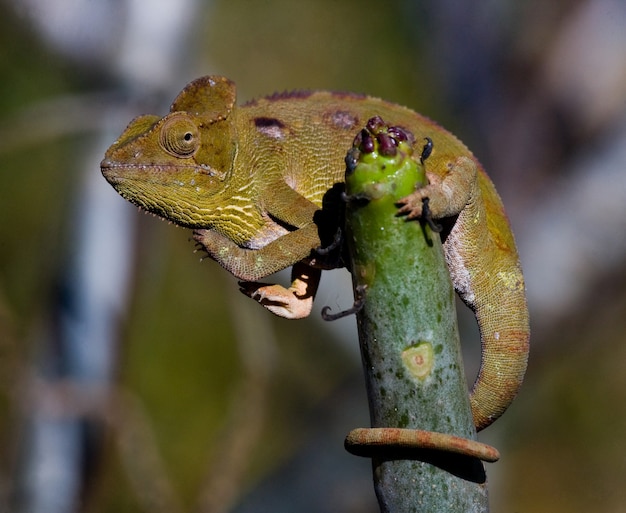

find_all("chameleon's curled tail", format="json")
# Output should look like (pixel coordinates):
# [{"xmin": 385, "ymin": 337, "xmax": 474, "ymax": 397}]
[
  {"xmin": 440, "ymin": 165, "xmax": 530, "ymax": 432},
  {"xmin": 466, "ymin": 261, "xmax": 530, "ymax": 431},
  {"xmin": 469, "ymin": 307, "xmax": 530, "ymax": 431},
  {"xmin": 345, "ymin": 427, "xmax": 500, "ymax": 462}
]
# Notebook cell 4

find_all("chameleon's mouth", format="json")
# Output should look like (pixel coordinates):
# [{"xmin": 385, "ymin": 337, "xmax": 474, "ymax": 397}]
[
  {"xmin": 100, "ymin": 159, "xmax": 124, "ymax": 184},
  {"xmin": 101, "ymin": 159, "xmax": 221, "ymax": 182},
  {"xmin": 100, "ymin": 160, "xmax": 177, "ymax": 186},
  {"xmin": 100, "ymin": 162, "xmax": 174, "ymax": 221}
]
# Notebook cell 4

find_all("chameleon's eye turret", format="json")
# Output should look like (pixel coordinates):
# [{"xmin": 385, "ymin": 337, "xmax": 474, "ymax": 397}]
[{"xmin": 159, "ymin": 114, "xmax": 200, "ymax": 158}]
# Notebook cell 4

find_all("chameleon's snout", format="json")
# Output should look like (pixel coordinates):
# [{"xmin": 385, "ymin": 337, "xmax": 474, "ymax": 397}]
[
  {"xmin": 100, "ymin": 159, "xmax": 116, "ymax": 180},
  {"xmin": 100, "ymin": 159, "xmax": 127, "ymax": 187}
]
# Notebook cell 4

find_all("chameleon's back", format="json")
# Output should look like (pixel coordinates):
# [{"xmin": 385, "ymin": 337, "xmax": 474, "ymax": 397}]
[
  {"xmin": 237, "ymin": 90, "xmax": 485, "ymax": 207},
  {"xmin": 240, "ymin": 88, "xmax": 521, "ymax": 296}
]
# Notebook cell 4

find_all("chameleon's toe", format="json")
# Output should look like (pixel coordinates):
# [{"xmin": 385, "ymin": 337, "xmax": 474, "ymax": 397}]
[{"xmin": 395, "ymin": 193, "xmax": 426, "ymax": 219}]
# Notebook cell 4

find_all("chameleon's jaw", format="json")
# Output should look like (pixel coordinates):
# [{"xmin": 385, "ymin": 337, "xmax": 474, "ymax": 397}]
[
  {"xmin": 100, "ymin": 159, "xmax": 222, "ymax": 229},
  {"xmin": 100, "ymin": 160, "xmax": 158, "ymax": 213},
  {"xmin": 101, "ymin": 158, "xmax": 165, "ymax": 205}
]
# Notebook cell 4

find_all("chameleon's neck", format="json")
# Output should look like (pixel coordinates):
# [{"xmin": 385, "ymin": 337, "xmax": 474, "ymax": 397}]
[{"xmin": 194, "ymin": 113, "xmax": 265, "ymax": 245}]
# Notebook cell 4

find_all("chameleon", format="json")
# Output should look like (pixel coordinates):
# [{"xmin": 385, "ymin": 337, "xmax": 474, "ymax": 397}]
[{"xmin": 101, "ymin": 75, "xmax": 529, "ymax": 432}]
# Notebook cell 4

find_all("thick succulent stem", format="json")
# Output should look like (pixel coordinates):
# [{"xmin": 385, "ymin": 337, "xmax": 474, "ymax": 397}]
[{"xmin": 341, "ymin": 117, "xmax": 492, "ymax": 512}]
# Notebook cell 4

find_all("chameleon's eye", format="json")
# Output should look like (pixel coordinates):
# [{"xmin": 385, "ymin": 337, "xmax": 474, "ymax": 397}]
[{"xmin": 159, "ymin": 115, "xmax": 200, "ymax": 158}]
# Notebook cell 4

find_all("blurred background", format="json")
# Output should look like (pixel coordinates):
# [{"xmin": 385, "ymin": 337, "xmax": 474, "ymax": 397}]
[{"xmin": 1, "ymin": 0, "xmax": 625, "ymax": 511}]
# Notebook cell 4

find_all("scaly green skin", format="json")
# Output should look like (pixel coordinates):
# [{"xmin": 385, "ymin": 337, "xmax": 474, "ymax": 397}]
[{"xmin": 101, "ymin": 76, "xmax": 529, "ymax": 431}]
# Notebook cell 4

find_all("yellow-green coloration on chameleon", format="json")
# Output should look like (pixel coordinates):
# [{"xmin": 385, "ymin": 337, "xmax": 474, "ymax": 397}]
[{"xmin": 101, "ymin": 76, "xmax": 529, "ymax": 432}]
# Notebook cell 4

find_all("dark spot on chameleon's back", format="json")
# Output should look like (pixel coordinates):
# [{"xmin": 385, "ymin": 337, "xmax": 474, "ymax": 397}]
[
  {"xmin": 254, "ymin": 116, "xmax": 288, "ymax": 139},
  {"xmin": 254, "ymin": 117, "xmax": 286, "ymax": 129},
  {"xmin": 323, "ymin": 109, "xmax": 359, "ymax": 130}
]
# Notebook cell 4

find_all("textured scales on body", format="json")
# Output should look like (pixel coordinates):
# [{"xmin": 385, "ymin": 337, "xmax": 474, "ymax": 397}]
[{"xmin": 101, "ymin": 76, "xmax": 529, "ymax": 432}]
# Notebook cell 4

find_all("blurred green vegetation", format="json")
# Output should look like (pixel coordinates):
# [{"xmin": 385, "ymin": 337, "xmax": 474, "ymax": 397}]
[{"xmin": 203, "ymin": 0, "xmax": 428, "ymax": 104}]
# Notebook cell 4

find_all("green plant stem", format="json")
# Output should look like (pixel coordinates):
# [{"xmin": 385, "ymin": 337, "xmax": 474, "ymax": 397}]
[{"xmin": 343, "ymin": 121, "xmax": 490, "ymax": 512}]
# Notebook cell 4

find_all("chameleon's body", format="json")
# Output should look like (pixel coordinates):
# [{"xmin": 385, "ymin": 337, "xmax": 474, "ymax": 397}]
[{"xmin": 102, "ymin": 76, "xmax": 529, "ymax": 432}]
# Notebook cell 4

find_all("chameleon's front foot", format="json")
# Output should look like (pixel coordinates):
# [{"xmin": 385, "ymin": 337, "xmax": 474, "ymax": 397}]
[
  {"xmin": 395, "ymin": 180, "xmax": 440, "ymax": 220},
  {"xmin": 395, "ymin": 190, "xmax": 425, "ymax": 218},
  {"xmin": 238, "ymin": 262, "xmax": 321, "ymax": 319},
  {"xmin": 238, "ymin": 281, "xmax": 314, "ymax": 319},
  {"xmin": 396, "ymin": 155, "xmax": 476, "ymax": 221}
]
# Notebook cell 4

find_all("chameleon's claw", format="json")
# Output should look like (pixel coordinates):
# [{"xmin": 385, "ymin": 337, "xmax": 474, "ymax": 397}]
[
  {"xmin": 396, "ymin": 194, "xmax": 442, "ymax": 232},
  {"xmin": 420, "ymin": 137, "xmax": 433, "ymax": 163},
  {"xmin": 420, "ymin": 198, "xmax": 443, "ymax": 233}
]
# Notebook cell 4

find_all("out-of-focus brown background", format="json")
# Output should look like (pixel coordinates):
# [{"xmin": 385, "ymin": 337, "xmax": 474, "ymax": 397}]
[{"xmin": 1, "ymin": 0, "xmax": 626, "ymax": 511}]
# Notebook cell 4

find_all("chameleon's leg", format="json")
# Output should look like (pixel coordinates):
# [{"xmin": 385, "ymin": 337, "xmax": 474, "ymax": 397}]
[
  {"xmin": 239, "ymin": 262, "xmax": 321, "ymax": 319},
  {"xmin": 264, "ymin": 180, "xmax": 325, "ymax": 229},
  {"xmin": 395, "ymin": 155, "xmax": 476, "ymax": 220},
  {"xmin": 194, "ymin": 224, "xmax": 324, "ymax": 319},
  {"xmin": 193, "ymin": 222, "xmax": 321, "ymax": 282}
]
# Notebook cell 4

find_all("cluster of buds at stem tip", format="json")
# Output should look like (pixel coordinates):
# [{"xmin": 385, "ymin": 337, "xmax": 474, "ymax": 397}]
[
  {"xmin": 358, "ymin": 116, "xmax": 415, "ymax": 155},
  {"xmin": 346, "ymin": 116, "xmax": 416, "ymax": 174}
]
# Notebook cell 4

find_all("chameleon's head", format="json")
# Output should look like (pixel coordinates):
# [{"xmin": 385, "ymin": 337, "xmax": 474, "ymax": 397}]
[{"xmin": 101, "ymin": 76, "xmax": 237, "ymax": 227}]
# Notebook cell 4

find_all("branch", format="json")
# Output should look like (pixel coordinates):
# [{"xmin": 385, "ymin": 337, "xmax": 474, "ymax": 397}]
[{"xmin": 339, "ymin": 117, "xmax": 493, "ymax": 512}]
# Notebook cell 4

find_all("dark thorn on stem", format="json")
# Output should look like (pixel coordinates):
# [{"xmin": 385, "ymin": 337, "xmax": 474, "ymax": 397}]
[
  {"xmin": 341, "ymin": 191, "xmax": 371, "ymax": 205},
  {"xmin": 321, "ymin": 284, "xmax": 367, "ymax": 321},
  {"xmin": 316, "ymin": 227, "xmax": 342, "ymax": 256}
]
